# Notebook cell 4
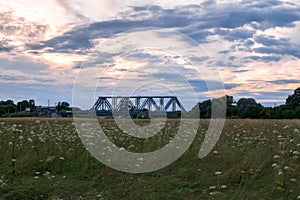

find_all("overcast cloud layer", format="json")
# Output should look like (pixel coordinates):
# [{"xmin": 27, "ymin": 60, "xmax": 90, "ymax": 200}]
[{"xmin": 0, "ymin": 0, "xmax": 300, "ymax": 108}]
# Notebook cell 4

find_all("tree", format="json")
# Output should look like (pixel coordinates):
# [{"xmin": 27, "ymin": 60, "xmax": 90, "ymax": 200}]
[
  {"xmin": 221, "ymin": 95, "xmax": 237, "ymax": 118},
  {"xmin": 56, "ymin": 102, "xmax": 71, "ymax": 112},
  {"xmin": 199, "ymin": 99, "xmax": 212, "ymax": 118},
  {"xmin": 237, "ymin": 98, "xmax": 262, "ymax": 118},
  {"xmin": 286, "ymin": 87, "xmax": 300, "ymax": 109}
]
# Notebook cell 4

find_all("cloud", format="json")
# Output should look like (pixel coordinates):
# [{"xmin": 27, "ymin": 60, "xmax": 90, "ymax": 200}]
[
  {"xmin": 246, "ymin": 55, "xmax": 282, "ymax": 62},
  {"xmin": 189, "ymin": 80, "xmax": 239, "ymax": 93},
  {"xmin": 56, "ymin": 0, "xmax": 122, "ymax": 22},
  {"xmin": 253, "ymin": 45, "xmax": 300, "ymax": 58},
  {"xmin": 28, "ymin": 0, "xmax": 300, "ymax": 60},
  {"xmin": 0, "ymin": 74, "xmax": 55, "ymax": 83},
  {"xmin": 268, "ymin": 79, "xmax": 300, "ymax": 84},
  {"xmin": 0, "ymin": 57, "xmax": 49, "ymax": 73},
  {"xmin": 0, "ymin": 11, "xmax": 49, "ymax": 54},
  {"xmin": 0, "ymin": 41, "xmax": 12, "ymax": 52},
  {"xmin": 1, "ymin": 0, "xmax": 300, "ymax": 107}
]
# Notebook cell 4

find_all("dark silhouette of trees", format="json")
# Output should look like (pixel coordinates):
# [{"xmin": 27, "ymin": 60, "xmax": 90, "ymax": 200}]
[
  {"xmin": 236, "ymin": 98, "xmax": 262, "ymax": 119},
  {"xmin": 286, "ymin": 87, "xmax": 300, "ymax": 109},
  {"xmin": 56, "ymin": 102, "xmax": 71, "ymax": 112},
  {"xmin": 1, "ymin": 87, "xmax": 300, "ymax": 119},
  {"xmin": 0, "ymin": 100, "xmax": 17, "ymax": 116},
  {"xmin": 16, "ymin": 99, "xmax": 36, "ymax": 112},
  {"xmin": 188, "ymin": 87, "xmax": 300, "ymax": 119}
]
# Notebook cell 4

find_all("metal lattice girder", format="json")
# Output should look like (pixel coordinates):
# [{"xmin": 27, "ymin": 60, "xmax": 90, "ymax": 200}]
[{"xmin": 93, "ymin": 96, "xmax": 186, "ymax": 115}]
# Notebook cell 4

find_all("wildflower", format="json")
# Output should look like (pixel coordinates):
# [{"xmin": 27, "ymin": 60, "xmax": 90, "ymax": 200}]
[
  {"xmin": 293, "ymin": 151, "xmax": 299, "ymax": 155},
  {"xmin": 215, "ymin": 171, "xmax": 222, "ymax": 175},
  {"xmin": 272, "ymin": 163, "xmax": 278, "ymax": 168},
  {"xmin": 34, "ymin": 176, "xmax": 39, "ymax": 179},
  {"xmin": 46, "ymin": 156, "xmax": 55, "ymax": 162},
  {"xmin": 213, "ymin": 150, "xmax": 218, "ymax": 154},
  {"xmin": 27, "ymin": 138, "xmax": 33, "ymax": 143},
  {"xmin": 284, "ymin": 166, "xmax": 290, "ymax": 170},
  {"xmin": 209, "ymin": 192, "xmax": 217, "ymax": 196},
  {"xmin": 59, "ymin": 157, "xmax": 65, "ymax": 160},
  {"xmin": 273, "ymin": 155, "xmax": 280, "ymax": 159},
  {"xmin": 221, "ymin": 185, "xmax": 227, "ymax": 189},
  {"xmin": 290, "ymin": 178, "xmax": 296, "ymax": 182},
  {"xmin": 209, "ymin": 186, "xmax": 216, "ymax": 190},
  {"xmin": 19, "ymin": 136, "xmax": 24, "ymax": 140},
  {"xmin": 44, "ymin": 171, "xmax": 51, "ymax": 176}
]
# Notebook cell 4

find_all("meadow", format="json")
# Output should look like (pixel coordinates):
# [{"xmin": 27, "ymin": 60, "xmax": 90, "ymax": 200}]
[{"xmin": 0, "ymin": 118, "xmax": 300, "ymax": 199}]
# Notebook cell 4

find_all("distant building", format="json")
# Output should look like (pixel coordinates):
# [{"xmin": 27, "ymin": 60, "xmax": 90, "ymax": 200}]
[{"xmin": 36, "ymin": 106, "xmax": 56, "ymax": 116}]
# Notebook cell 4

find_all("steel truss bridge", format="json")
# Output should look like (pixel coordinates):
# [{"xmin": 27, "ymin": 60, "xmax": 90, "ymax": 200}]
[{"xmin": 93, "ymin": 96, "xmax": 186, "ymax": 118}]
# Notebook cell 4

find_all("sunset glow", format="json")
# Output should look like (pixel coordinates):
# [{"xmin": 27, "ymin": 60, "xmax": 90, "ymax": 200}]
[{"xmin": 0, "ymin": 0, "xmax": 300, "ymax": 107}]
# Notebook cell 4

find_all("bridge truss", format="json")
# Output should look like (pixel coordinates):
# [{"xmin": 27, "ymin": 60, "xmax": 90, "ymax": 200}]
[{"xmin": 93, "ymin": 96, "xmax": 186, "ymax": 118}]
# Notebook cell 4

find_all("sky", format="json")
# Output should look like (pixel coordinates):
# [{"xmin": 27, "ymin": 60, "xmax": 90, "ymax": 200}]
[{"xmin": 1, "ymin": 0, "xmax": 300, "ymax": 110}]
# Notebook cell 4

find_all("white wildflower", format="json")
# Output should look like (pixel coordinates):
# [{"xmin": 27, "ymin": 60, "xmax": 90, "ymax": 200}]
[
  {"xmin": 215, "ymin": 171, "xmax": 222, "ymax": 175},
  {"xmin": 209, "ymin": 186, "xmax": 216, "ymax": 190},
  {"xmin": 272, "ymin": 163, "xmax": 278, "ymax": 168},
  {"xmin": 221, "ymin": 185, "xmax": 227, "ymax": 189}
]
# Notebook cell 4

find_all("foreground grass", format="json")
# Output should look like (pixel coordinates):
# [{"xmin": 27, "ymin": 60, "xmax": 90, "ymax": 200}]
[{"xmin": 0, "ymin": 118, "xmax": 300, "ymax": 199}]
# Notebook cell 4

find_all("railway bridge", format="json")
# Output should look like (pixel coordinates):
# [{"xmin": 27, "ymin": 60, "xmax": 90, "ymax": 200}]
[{"xmin": 93, "ymin": 96, "xmax": 186, "ymax": 118}]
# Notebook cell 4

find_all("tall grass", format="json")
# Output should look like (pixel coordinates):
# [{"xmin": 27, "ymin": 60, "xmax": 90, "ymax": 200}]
[{"xmin": 0, "ymin": 118, "xmax": 299, "ymax": 199}]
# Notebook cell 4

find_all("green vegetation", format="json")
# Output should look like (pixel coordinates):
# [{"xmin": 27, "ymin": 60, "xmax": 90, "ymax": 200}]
[
  {"xmin": 190, "ymin": 87, "xmax": 300, "ymax": 119},
  {"xmin": 1, "ymin": 87, "xmax": 300, "ymax": 119},
  {"xmin": 0, "ymin": 118, "xmax": 300, "ymax": 199}
]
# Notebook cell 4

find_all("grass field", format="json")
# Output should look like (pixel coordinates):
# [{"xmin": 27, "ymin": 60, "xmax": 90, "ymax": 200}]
[{"xmin": 0, "ymin": 118, "xmax": 300, "ymax": 199}]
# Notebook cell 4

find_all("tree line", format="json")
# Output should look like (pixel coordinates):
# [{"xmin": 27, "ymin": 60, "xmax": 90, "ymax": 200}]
[
  {"xmin": 0, "ymin": 87, "xmax": 299, "ymax": 119},
  {"xmin": 0, "ymin": 100, "xmax": 71, "ymax": 117},
  {"xmin": 190, "ymin": 87, "xmax": 300, "ymax": 119}
]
